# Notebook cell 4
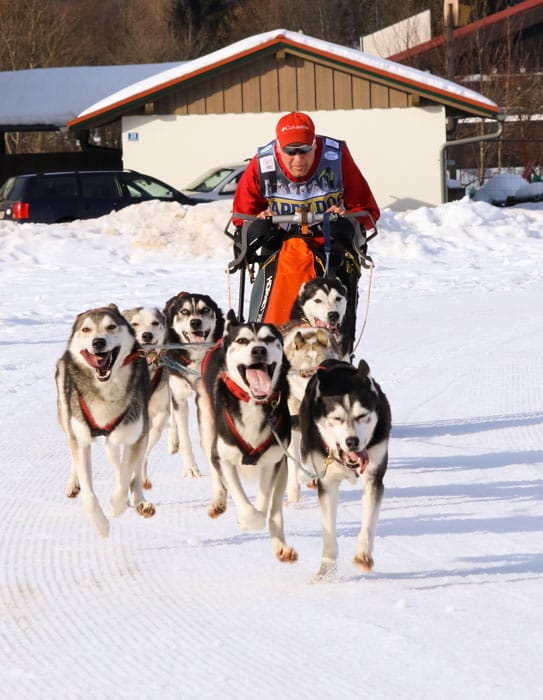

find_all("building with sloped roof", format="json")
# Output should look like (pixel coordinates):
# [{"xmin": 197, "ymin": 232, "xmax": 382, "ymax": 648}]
[{"xmin": 2, "ymin": 29, "xmax": 501, "ymax": 210}]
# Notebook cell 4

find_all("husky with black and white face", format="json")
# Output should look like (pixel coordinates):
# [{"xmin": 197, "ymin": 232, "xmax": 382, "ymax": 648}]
[
  {"xmin": 289, "ymin": 277, "xmax": 350, "ymax": 358},
  {"xmin": 282, "ymin": 325, "xmax": 342, "ymax": 504},
  {"xmin": 199, "ymin": 311, "xmax": 297, "ymax": 563},
  {"xmin": 123, "ymin": 306, "xmax": 169, "ymax": 490},
  {"xmin": 162, "ymin": 292, "xmax": 225, "ymax": 479},
  {"xmin": 299, "ymin": 358, "xmax": 391, "ymax": 580},
  {"xmin": 55, "ymin": 304, "xmax": 155, "ymax": 538}
]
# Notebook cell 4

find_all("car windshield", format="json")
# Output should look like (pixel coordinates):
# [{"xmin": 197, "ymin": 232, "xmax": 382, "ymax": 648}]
[
  {"xmin": 186, "ymin": 167, "xmax": 238, "ymax": 193},
  {"xmin": 123, "ymin": 174, "xmax": 177, "ymax": 199}
]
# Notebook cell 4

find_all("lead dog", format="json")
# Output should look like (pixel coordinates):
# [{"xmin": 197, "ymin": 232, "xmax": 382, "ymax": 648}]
[
  {"xmin": 299, "ymin": 358, "xmax": 391, "ymax": 579},
  {"xmin": 199, "ymin": 311, "xmax": 297, "ymax": 563},
  {"xmin": 162, "ymin": 292, "xmax": 224, "ymax": 478},
  {"xmin": 123, "ymin": 306, "xmax": 169, "ymax": 489},
  {"xmin": 55, "ymin": 303, "xmax": 155, "ymax": 537}
]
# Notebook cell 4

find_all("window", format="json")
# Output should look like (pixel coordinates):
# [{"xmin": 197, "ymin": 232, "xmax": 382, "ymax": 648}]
[
  {"xmin": 80, "ymin": 174, "xmax": 122, "ymax": 198},
  {"xmin": 33, "ymin": 175, "xmax": 77, "ymax": 199},
  {"xmin": 123, "ymin": 174, "xmax": 175, "ymax": 199}
]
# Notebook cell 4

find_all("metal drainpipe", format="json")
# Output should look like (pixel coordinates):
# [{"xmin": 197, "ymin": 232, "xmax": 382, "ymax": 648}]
[{"xmin": 440, "ymin": 112, "xmax": 505, "ymax": 203}]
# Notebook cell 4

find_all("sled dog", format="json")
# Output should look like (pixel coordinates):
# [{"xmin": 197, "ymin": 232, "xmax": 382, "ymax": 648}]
[
  {"xmin": 163, "ymin": 291, "xmax": 224, "ymax": 478},
  {"xmin": 123, "ymin": 306, "xmax": 169, "ymax": 489},
  {"xmin": 55, "ymin": 303, "xmax": 155, "ymax": 538},
  {"xmin": 282, "ymin": 325, "xmax": 342, "ymax": 504},
  {"xmin": 199, "ymin": 311, "xmax": 297, "ymax": 562},
  {"xmin": 288, "ymin": 277, "xmax": 351, "ymax": 359},
  {"xmin": 299, "ymin": 358, "xmax": 391, "ymax": 579}
]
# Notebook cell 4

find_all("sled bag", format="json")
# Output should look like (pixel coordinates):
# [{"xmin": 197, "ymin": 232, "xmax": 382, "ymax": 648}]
[{"xmin": 258, "ymin": 237, "xmax": 317, "ymax": 326}]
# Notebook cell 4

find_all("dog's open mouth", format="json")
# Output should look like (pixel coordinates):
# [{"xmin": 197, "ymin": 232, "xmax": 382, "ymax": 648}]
[
  {"xmin": 314, "ymin": 319, "xmax": 339, "ymax": 334},
  {"xmin": 239, "ymin": 362, "xmax": 276, "ymax": 400},
  {"xmin": 338, "ymin": 446, "xmax": 369, "ymax": 474},
  {"xmin": 183, "ymin": 329, "xmax": 209, "ymax": 344},
  {"xmin": 80, "ymin": 347, "xmax": 120, "ymax": 381}
]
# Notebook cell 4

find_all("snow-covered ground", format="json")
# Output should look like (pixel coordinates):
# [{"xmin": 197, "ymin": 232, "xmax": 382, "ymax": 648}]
[{"xmin": 1, "ymin": 197, "xmax": 542, "ymax": 699}]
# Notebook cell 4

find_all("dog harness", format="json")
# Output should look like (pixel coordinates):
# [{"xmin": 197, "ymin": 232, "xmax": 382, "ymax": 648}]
[
  {"xmin": 77, "ymin": 349, "xmax": 141, "ymax": 437},
  {"xmin": 220, "ymin": 372, "xmax": 283, "ymax": 466}
]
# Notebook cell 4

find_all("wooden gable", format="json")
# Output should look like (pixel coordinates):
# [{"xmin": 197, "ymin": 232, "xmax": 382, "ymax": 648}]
[{"xmin": 143, "ymin": 50, "xmax": 413, "ymax": 118}]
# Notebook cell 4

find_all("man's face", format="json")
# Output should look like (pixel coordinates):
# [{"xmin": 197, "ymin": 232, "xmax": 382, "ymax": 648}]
[{"xmin": 279, "ymin": 143, "xmax": 316, "ymax": 178}]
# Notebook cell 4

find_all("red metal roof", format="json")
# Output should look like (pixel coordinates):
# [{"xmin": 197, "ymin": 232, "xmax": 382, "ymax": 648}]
[{"xmin": 388, "ymin": 0, "xmax": 543, "ymax": 62}]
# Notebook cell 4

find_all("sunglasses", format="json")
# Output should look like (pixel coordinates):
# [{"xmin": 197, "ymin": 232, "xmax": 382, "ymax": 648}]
[{"xmin": 281, "ymin": 143, "xmax": 314, "ymax": 156}]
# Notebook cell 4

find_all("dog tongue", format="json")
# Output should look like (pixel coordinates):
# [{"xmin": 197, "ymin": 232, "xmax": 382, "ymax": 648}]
[
  {"xmin": 245, "ymin": 368, "xmax": 272, "ymax": 397},
  {"xmin": 189, "ymin": 332, "xmax": 205, "ymax": 343},
  {"xmin": 345, "ymin": 449, "xmax": 369, "ymax": 474},
  {"xmin": 81, "ymin": 349, "xmax": 108, "ymax": 369}
]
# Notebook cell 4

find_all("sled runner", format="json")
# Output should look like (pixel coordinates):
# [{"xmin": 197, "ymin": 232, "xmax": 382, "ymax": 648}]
[{"xmin": 225, "ymin": 207, "xmax": 378, "ymax": 335}]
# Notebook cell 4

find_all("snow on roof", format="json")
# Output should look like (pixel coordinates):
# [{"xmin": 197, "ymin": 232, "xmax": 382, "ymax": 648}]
[
  {"xmin": 0, "ymin": 63, "xmax": 182, "ymax": 129},
  {"xmin": 69, "ymin": 29, "xmax": 498, "ymax": 128}
]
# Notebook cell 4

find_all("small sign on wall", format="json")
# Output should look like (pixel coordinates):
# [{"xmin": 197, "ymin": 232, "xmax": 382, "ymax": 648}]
[{"xmin": 128, "ymin": 132, "xmax": 139, "ymax": 142}]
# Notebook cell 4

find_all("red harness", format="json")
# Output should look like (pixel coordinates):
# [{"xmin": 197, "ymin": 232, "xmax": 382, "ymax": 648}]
[
  {"xmin": 221, "ymin": 374, "xmax": 282, "ymax": 465},
  {"xmin": 202, "ymin": 340, "xmax": 284, "ymax": 464},
  {"xmin": 78, "ymin": 349, "xmax": 141, "ymax": 437},
  {"xmin": 149, "ymin": 366, "xmax": 163, "ymax": 395}
]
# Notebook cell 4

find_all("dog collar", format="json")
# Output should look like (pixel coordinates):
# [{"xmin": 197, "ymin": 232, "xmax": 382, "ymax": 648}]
[
  {"xmin": 220, "ymin": 371, "xmax": 280, "ymax": 405},
  {"xmin": 122, "ymin": 350, "xmax": 142, "ymax": 366}
]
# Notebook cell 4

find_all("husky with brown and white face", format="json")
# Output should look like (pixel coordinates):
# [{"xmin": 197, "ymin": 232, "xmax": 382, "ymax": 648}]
[
  {"xmin": 123, "ymin": 306, "xmax": 169, "ymax": 490},
  {"xmin": 299, "ymin": 358, "xmax": 391, "ymax": 580},
  {"xmin": 199, "ymin": 311, "xmax": 297, "ymax": 563},
  {"xmin": 55, "ymin": 304, "xmax": 155, "ymax": 538},
  {"xmin": 162, "ymin": 292, "xmax": 225, "ymax": 479}
]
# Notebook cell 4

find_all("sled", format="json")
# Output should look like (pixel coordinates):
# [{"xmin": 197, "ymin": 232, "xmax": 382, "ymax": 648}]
[{"xmin": 224, "ymin": 206, "xmax": 378, "ymax": 329}]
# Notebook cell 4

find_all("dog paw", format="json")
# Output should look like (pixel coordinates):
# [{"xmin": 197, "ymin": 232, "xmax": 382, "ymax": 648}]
[
  {"xmin": 275, "ymin": 546, "xmax": 298, "ymax": 563},
  {"xmin": 353, "ymin": 554, "xmax": 374, "ymax": 572},
  {"xmin": 142, "ymin": 478, "xmax": 153, "ymax": 490},
  {"xmin": 306, "ymin": 479, "xmax": 318, "ymax": 490},
  {"xmin": 168, "ymin": 442, "xmax": 179, "ymax": 455},
  {"xmin": 90, "ymin": 512, "xmax": 110, "ymax": 539},
  {"xmin": 286, "ymin": 486, "xmax": 301, "ymax": 505},
  {"xmin": 238, "ymin": 508, "xmax": 266, "ymax": 531},
  {"xmin": 311, "ymin": 562, "xmax": 338, "ymax": 583},
  {"xmin": 208, "ymin": 501, "xmax": 227, "ymax": 518},
  {"xmin": 66, "ymin": 482, "xmax": 81, "ymax": 499},
  {"xmin": 136, "ymin": 501, "xmax": 156, "ymax": 518},
  {"xmin": 183, "ymin": 464, "xmax": 202, "ymax": 479},
  {"xmin": 110, "ymin": 494, "xmax": 129, "ymax": 518}
]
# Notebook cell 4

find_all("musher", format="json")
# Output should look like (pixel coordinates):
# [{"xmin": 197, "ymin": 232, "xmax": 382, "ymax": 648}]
[{"xmin": 232, "ymin": 111, "xmax": 380, "ymax": 332}]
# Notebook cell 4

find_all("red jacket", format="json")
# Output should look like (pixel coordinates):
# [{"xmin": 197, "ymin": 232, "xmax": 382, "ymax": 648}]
[{"xmin": 233, "ymin": 137, "xmax": 380, "ymax": 229}]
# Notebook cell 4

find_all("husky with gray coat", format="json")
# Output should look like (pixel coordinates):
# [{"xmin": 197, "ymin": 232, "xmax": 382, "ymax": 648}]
[
  {"xmin": 123, "ymin": 306, "xmax": 169, "ymax": 490},
  {"xmin": 55, "ymin": 303, "xmax": 155, "ymax": 538},
  {"xmin": 199, "ymin": 311, "xmax": 297, "ymax": 563},
  {"xmin": 299, "ymin": 358, "xmax": 391, "ymax": 580}
]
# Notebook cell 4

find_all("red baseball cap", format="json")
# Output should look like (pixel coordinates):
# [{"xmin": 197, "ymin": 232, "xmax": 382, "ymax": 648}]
[{"xmin": 276, "ymin": 112, "xmax": 315, "ymax": 149}]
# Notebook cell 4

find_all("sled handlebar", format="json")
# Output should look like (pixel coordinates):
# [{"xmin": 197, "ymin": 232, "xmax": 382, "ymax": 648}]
[{"xmin": 227, "ymin": 209, "xmax": 377, "ymax": 273}]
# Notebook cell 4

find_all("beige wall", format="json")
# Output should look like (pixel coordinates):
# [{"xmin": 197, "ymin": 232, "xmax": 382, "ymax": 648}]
[{"xmin": 122, "ymin": 106, "xmax": 445, "ymax": 211}]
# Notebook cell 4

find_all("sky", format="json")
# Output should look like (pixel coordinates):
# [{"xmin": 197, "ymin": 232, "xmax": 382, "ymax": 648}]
[{"xmin": 1, "ymin": 195, "xmax": 542, "ymax": 699}]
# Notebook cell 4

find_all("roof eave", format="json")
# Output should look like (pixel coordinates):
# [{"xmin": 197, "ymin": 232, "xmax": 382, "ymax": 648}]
[{"xmin": 67, "ymin": 33, "xmax": 498, "ymax": 130}]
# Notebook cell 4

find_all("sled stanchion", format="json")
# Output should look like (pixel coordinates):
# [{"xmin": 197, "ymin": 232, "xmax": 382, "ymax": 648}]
[
  {"xmin": 322, "ymin": 211, "xmax": 331, "ymax": 276},
  {"xmin": 238, "ymin": 265, "xmax": 246, "ymax": 322}
]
